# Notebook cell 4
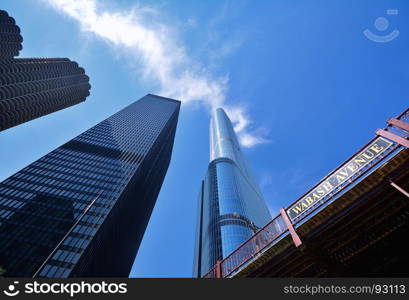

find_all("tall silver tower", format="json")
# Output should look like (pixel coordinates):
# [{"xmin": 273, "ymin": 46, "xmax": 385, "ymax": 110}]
[{"xmin": 193, "ymin": 108, "xmax": 271, "ymax": 277}]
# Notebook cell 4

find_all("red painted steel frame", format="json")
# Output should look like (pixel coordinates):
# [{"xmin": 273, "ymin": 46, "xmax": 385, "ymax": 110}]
[
  {"xmin": 202, "ymin": 108, "xmax": 409, "ymax": 278},
  {"xmin": 376, "ymin": 129, "xmax": 409, "ymax": 148},
  {"xmin": 215, "ymin": 261, "xmax": 222, "ymax": 278},
  {"xmin": 280, "ymin": 208, "xmax": 302, "ymax": 247},
  {"xmin": 215, "ymin": 214, "xmax": 288, "ymax": 278},
  {"xmin": 388, "ymin": 118, "xmax": 409, "ymax": 133}
]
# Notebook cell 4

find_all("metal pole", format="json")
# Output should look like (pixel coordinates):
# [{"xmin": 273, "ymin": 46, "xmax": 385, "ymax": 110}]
[
  {"xmin": 280, "ymin": 208, "xmax": 302, "ymax": 247},
  {"xmin": 215, "ymin": 260, "xmax": 223, "ymax": 278},
  {"xmin": 32, "ymin": 194, "xmax": 100, "ymax": 278},
  {"xmin": 376, "ymin": 129, "xmax": 409, "ymax": 148},
  {"xmin": 387, "ymin": 118, "xmax": 409, "ymax": 133},
  {"xmin": 390, "ymin": 180, "xmax": 409, "ymax": 198}
]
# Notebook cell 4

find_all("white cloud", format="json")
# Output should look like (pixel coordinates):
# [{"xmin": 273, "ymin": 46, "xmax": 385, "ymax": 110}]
[
  {"xmin": 43, "ymin": 0, "xmax": 269, "ymax": 147},
  {"xmin": 209, "ymin": 36, "xmax": 244, "ymax": 60},
  {"xmin": 239, "ymin": 132, "xmax": 270, "ymax": 148}
]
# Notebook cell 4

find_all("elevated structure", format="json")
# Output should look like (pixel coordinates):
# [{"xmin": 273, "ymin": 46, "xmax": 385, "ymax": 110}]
[{"xmin": 204, "ymin": 108, "xmax": 409, "ymax": 278}]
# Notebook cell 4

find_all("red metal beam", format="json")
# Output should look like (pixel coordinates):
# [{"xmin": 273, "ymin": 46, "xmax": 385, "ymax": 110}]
[
  {"xmin": 280, "ymin": 208, "xmax": 302, "ymax": 247},
  {"xmin": 215, "ymin": 260, "xmax": 222, "ymax": 278},
  {"xmin": 388, "ymin": 118, "xmax": 409, "ymax": 132},
  {"xmin": 396, "ymin": 108, "xmax": 409, "ymax": 119},
  {"xmin": 376, "ymin": 129, "xmax": 409, "ymax": 148}
]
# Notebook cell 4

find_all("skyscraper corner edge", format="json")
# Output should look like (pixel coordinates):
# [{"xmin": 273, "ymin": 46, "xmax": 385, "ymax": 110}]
[{"xmin": 146, "ymin": 93, "xmax": 182, "ymax": 105}]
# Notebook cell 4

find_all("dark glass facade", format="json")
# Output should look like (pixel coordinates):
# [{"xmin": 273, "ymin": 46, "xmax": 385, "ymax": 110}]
[
  {"xmin": 0, "ymin": 10, "xmax": 91, "ymax": 132},
  {"xmin": 0, "ymin": 94, "xmax": 181, "ymax": 277},
  {"xmin": 0, "ymin": 10, "xmax": 22, "ymax": 59},
  {"xmin": 193, "ymin": 108, "xmax": 272, "ymax": 277}
]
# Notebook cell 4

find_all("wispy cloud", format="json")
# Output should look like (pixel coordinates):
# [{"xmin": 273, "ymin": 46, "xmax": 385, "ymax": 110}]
[{"xmin": 43, "ymin": 0, "xmax": 270, "ymax": 147}]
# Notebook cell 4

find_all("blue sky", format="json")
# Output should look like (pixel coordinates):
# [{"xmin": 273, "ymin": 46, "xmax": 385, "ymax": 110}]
[{"xmin": 1, "ymin": 0, "xmax": 408, "ymax": 277}]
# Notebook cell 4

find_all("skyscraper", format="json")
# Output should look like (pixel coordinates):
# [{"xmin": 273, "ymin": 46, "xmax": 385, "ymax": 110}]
[
  {"xmin": 0, "ymin": 10, "xmax": 91, "ymax": 131},
  {"xmin": 0, "ymin": 94, "xmax": 181, "ymax": 277},
  {"xmin": 0, "ymin": 10, "xmax": 22, "ymax": 59},
  {"xmin": 193, "ymin": 108, "xmax": 272, "ymax": 277},
  {"xmin": 0, "ymin": 58, "xmax": 91, "ymax": 131}
]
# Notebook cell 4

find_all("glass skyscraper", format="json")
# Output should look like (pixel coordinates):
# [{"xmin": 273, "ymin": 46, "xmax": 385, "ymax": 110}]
[
  {"xmin": 0, "ymin": 94, "xmax": 180, "ymax": 277},
  {"xmin": 193, "ymin": 108, "xmax": 271, "ymax": 277}
]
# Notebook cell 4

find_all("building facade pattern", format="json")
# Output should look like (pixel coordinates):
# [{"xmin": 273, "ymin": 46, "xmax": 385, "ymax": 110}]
[
  {"xmin": 0, "ymin": 94, "xmax": 180, "ymax": 277},
  {"xmin": 0, "ymin": 10, "xmax": 22, "ymax": 59},
  {"xmin": 0, "ymin": 10, "xmax": 91, "ymax": 131},
  {"xmin": 0, "ymin": 58, "xmax": 91, "ymax": 131},
  {"xmin": 193, "ymin": 108, "xmax": 272, "ymax": 277}
]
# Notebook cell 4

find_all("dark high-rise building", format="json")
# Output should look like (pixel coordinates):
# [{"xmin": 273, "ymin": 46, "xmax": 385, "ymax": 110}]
[
  {"xmin": 0, "ymin": 10, "xmax": 22, "ymax": 59},
  {"xmin": 0, "ymin": 94, "xmax": 181, "ymax": 277},
  {"xmin": 0, "ymin": 10, "xmax": 91, "ymax": 132},
  {"xmin": 193, "ymin": 108, "xmax": 272, "ymax": 277}
]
